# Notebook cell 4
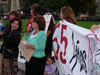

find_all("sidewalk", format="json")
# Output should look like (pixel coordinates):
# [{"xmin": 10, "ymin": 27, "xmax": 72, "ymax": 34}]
[{"xmin": 18, "ymin": 62, "xmax": 25, "ymax": 75}]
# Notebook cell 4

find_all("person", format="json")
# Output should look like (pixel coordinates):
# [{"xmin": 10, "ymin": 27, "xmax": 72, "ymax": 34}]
[
  {"xmin": 60, "ymin": 6, "xmax": 77, "ymax": 24},
  {"xmin": 44, "ymin": 55, "xmax": 56, "ymax": 75},
  {"xmin": 90, "ymin": 25, "xmax": 98, "ymax": 33},
  {"xmin": 0, "ymin": 17, "xmax": 22, "ymax": 75},
  {"xmin": 26, "ymin": 4, "xmax": 39, "ymax": 32},
  {"xmin": 34, "ymin": 6, "xmax": 55, "ymax": 56},
  {"xmin": 24, "ymin": 16, "xmax": 47, "ymax": 75},
  {"xmin": 6, "ymin": 11, "xmax": 19, "ymax": 27},
  {"xmin": 4, "ymin": 15, "xmax": 7, "ymax": 20},
  {"xmin": 90, "ymin": 24, "xmax": 100, "ymax": 33}
]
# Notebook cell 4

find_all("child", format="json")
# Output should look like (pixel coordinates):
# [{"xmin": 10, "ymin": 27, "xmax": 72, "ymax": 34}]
[{"xmin": 44, "ymin": 55, "xmax": 56, "ymax": 75}]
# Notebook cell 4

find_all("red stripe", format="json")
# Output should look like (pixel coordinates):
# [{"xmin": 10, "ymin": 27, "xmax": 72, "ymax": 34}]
[
  {"xmin": 11, "ymin": 59, "xmax": 15, "ymax": 75},
  {"xmin": 86, "ymin": 34, "xmax": 100, "ymax": 75}
]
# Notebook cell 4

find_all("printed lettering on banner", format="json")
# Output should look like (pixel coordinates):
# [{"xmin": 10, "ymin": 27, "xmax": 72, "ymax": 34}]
[
  {"xmin": 43, "ymin": 15, "xmax": 51, "ymax": 34},
  {"xmin": 53, "ymin": 20, "xmax": 100, "ymax": 75}
]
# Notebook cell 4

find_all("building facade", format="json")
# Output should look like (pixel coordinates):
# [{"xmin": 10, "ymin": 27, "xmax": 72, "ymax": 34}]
[
  {"xmin": 0, "ymin": 0, "xmax": 20, "ymax": 15},
  {"xmin": 0, "ymin": 0, "xmax": 8, "ymax": 15},
  {"xmin": 11, "ymin": 0, "xmax": 20, "ymax": 11}
]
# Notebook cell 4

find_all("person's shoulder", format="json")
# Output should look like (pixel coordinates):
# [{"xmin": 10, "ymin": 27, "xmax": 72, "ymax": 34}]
[
  {"xmin": 39, "ymin": 31, "xmax": 46, "ymax": 35},
  {"xmin": 50, "ymin": 64, "xmax": 55, "ymax": 68},
  {"xmin": 38, "ymin": 31, "xmax": 46, "ymax": 38},
  {"xmin": 12, "ymin": 30, "xmax": 21, "ymax": 35},
  {"xmin": 66, "ymin": 18, "xmax": 73, "ymax": 23}
]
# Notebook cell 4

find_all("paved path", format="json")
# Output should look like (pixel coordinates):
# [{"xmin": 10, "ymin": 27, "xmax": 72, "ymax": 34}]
[
  {"xmin": 17, "ymin": 71, "xmax": 25, "ymax": 75},
  {"xmin": 17, "ymin": 62, "xmax": 25, "ymax": 75}
]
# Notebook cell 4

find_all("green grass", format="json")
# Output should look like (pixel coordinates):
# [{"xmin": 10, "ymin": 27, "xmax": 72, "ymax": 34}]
[
  {"xmin": 77, "ymin": 21, "xmax": 100, "ymax": 29},
  {"xmin": 2, "ymin": 19, "xmax": 100, "ymax": 38}
]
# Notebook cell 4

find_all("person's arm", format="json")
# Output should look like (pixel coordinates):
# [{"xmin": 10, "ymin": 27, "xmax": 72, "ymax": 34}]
[
  {"xmin": 44, "ymin": 73, "xmax": 48, "ymax": 75},
  {"xmin": 2, "ymin": 31, "xmax": 21, "ymax": 45},
  {"xmin": 25, "ymin": 31, "xmax": 30, "ymax": 36},
  {"xmin": 25, "ymin": 32, "xmax": 46, "ymax": 50},
  {"xmin": 47, "ymin": 18, "xmax": 54, "ymax": 37},
  {"xmin": 34, "ymin": 33, "xmax": 46, "ymax": 51},
  {"xmin": 24, "ymin": 26, "xmax": 33, "ymax": 39},
  {"xmin": 24, "ymin": 31, "xmax": 32, "ymax": 40},
  {"xmin": 25, "ymin": 44, "xmax": 35, "ymax": 49},
  {"xmin": 90, "ymin": 25, "xmax": 98, "ymax": 33}
]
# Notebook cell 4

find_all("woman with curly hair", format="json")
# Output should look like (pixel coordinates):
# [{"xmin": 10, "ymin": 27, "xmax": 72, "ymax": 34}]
[
  {"xmin": 26, "ymin": 4, "xmax": 39, "ymax": 32},
  {"xmin": 6, "ymin": 11, "xmax": 19, "ymax": 27},
  {"xmin": 0, "ymin": 17, "xmax": 22, "ymax": 75}
]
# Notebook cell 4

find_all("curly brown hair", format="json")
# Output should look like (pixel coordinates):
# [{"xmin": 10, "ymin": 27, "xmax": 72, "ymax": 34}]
[
  {"xmin": 30, "ymin": 4, "xmax": 39, "ymax": 16},
  {"xmin": 33, "ymin": 16, "xmax": 45, "ymax": 30},
  {"xmin": 10, "ymin": 11, "xmax": 19, "ymax": 17},
  {"xmin": 7, "ymin": 17, "xmax": 22, "ymax": 31},
  {"xmin": 61, "ymin": 6, "xmax": 77, "ymax": 24}
]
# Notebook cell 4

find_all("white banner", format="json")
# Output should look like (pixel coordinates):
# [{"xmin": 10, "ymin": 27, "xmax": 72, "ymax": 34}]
[
  {"xmin": 53, "ymin": 20, "xmax": 100, "ymax": 75},
  {"xmin": 43, "ymin": 15, "xmax": 51, "ymax": 34}
]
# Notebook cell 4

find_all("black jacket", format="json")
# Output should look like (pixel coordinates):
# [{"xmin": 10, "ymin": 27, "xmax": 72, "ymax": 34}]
[{"xmin": 0, "ymin": 30, "xmax": 21, "ymax": 58}]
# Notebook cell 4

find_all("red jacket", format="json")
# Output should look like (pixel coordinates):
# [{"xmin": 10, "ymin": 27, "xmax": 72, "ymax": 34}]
[{"xmin": 26, "ymin": 17, "xmax": 33, "ymax": 32}]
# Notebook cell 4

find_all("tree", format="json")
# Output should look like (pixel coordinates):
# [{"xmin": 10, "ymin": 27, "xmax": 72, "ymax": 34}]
[
  {"xmin": 19, "ymin": 0, "xmax": 40, "ymax": 15},
  {"xmin": 66, "ymin": 0, "xmax": 97, "ymax": 15},
  {"xmin": 38, "ymin": 0, "xmax": 68, "ymax": 12},
  {"xmin": 19, "ymin": 0, "xmax": 97, "ymax": 15},
  {"xmin": 7, "ymin": 0, "xmax": 11, "ymax": 12}
]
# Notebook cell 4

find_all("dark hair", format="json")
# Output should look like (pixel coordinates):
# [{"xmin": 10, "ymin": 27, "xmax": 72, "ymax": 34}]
[
  {"xmin": 33, "ymin": 16, "xmax": 45, "ymax": 30},
  {"xmin": 10, "ymin": 11, "xmax": 19, "ymax": 17},
  {"xmin": 30, "ymin": 4, "xmax": 39, "ymax": 16},
  {"xmin": 45, "ymin": 55, "xmax": 52, "ymax": 61},
  {"xmin": 7, "ymin": 17, "xmax": 22, "ymax": 31},
  {"xmin": 34, "ymin": 6, "xmax": 47, "ymax": 16}
]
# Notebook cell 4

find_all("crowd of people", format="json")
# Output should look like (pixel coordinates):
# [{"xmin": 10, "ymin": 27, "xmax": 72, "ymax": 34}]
[{"xmin": 0, "ymin": 3, "xmax": 97, "ymax": 75}]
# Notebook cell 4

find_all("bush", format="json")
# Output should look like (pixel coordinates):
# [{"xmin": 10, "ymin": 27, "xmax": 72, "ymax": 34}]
[{"xmin": 88, "ymin": 16, "xmax": 100, "ymax": 21}]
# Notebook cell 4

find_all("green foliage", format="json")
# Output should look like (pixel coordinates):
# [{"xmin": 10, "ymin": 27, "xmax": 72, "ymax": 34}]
[
  {"xmin": 7, "ymin": 0, "xmax": 11, "ymax": 12},
  {"xmin": 66, "ymin": 0, "xmax": 97, "ymax": 15},
  {"xmin": 18, "ymin": 0, "xmax": 97, "ymax": 15},
  {"xmin": 19, "ymin": 0, "xmax": 40, "ymax": 15},
  {"xmin": 88, "ymin": 16, "xmax": 100, "ymax": 21},
  {"xmin": 37, "ymin": 0, "xmax": 68, "ymax": 11}
]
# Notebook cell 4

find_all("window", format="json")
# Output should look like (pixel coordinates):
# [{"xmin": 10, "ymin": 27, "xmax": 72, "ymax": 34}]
[{"xmin": 1, "ymin": 0, "xmax": 7, "ymax": 2}]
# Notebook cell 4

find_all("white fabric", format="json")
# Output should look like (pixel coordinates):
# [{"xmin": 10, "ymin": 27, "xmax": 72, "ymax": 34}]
[
  {"xmin": 43, "ymin": 15, "xmax": 51, "ymax": 34},
  {"xmin": 45, "ymin": 12, "xmax": 55, "ymax": 24},
  {"xmin": 30, "ymin": 30, "xmax": 37, "ymax": 39},
  {"xmin": 53, "ymin": 20, "xmax": 100, "ymax": 75}
]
